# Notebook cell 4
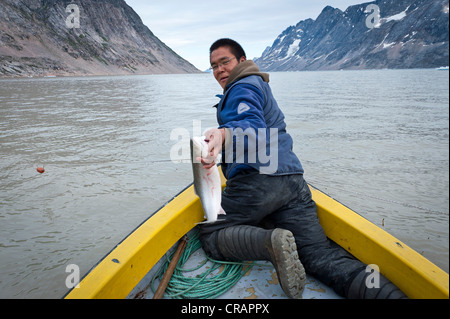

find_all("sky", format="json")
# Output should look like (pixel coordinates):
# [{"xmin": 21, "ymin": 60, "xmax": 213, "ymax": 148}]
[{"xmin": 125, "ymin": 0, "xmax": 365, "ymax": 71}]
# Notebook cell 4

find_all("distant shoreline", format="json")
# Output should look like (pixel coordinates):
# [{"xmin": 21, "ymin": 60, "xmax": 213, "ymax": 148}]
[{"xmin": 0, "ymin": 67, "xmax": 446, "ymax": 79}]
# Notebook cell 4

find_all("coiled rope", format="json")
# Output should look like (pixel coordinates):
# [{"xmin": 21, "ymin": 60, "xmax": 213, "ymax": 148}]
[{"xmin": 150, "ymin": 228, "xmax": 255, "ymax": 299}]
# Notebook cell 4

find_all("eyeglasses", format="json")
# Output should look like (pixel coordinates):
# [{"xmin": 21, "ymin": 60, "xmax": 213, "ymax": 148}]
[{"xmin": 209, "ymin": 57, "xmax": 236, "ymax": 72}]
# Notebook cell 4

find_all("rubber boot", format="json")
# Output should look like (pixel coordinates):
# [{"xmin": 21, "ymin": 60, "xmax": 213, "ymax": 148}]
[
  {"xmin": 346, "ymin": 269, "xmax": 408, "ymax": 299},
  {"xmin": 217, "ymin": 225, "xmax": 306, "ymax": 299}
]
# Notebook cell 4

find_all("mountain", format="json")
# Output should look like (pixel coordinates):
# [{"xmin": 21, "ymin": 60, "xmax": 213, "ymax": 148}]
[
  {"xmin": 0, "ymin": 0, "xmax": 200, "ymax": 77},
  {"xmin": 254, "ymin": 0, "xmax": 449, "ymax": 71}
]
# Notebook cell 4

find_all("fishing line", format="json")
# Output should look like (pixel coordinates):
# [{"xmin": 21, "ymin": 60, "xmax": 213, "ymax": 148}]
[
  {"xmin": 308, "ymin": 180, "xmax": 448, "ymax": 217},
  {"xmin": 25, "ymin": 158, "xmax": 192, "ymax": 169},
  {"xmin": 141, "ymin": 158, "xmax": 191, "ymax": 164},
  {"xmin": 29, "ymin": 157, "xmax": 445, "ymax": 217}
]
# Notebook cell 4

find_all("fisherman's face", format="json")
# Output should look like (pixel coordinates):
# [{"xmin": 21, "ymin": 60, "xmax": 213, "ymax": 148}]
[{"xmin": 210, "ymin": 46, "xmax": 245, "ymax": 89}]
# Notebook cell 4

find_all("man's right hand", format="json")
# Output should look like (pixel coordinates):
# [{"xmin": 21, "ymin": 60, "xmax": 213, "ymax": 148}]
[{"xmin": 201, "ymin": 128, "xmax": 225, "ymax": 169}]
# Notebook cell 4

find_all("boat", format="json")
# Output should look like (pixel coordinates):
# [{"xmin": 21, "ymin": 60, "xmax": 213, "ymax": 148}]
[
  {"xmin": 64, "ymin": 169, "xmax": 449, "ymax": 299},
  {"xmin": 436, "ymin": 66, "xmax": 449, "ymax": 70}
]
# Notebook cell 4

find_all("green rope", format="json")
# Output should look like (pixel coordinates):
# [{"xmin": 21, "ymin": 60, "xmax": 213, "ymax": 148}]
[{"xmin": 150, "ymin": 228, "xmax": 255, "ymax": 299}]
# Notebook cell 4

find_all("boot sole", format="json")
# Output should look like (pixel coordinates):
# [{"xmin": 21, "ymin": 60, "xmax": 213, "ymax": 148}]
[{"xmin": 269, "ymin": 229, "xmax": 306, "ymax": 299}]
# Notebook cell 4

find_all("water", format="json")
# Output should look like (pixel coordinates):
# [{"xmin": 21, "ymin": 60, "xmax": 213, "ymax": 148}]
[{"xmin": 0, "ymin": 69, "xmax": 448, "ymax": 298}]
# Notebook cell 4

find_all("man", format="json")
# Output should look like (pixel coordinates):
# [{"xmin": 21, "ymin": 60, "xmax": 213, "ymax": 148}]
[{"xmin": 199, "ymin": 38, "xmax": 406, "ymax": 299}]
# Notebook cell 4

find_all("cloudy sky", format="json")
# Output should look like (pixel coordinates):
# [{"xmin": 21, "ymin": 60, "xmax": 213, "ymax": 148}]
[{"xmin": 125, "ymin": 0, "xmax": 365, "ymax": 71}]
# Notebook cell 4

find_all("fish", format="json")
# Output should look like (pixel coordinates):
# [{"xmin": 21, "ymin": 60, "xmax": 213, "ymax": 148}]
[{"xmin": 190, "ymin": 136, "xmax": 226, "ymax": 224}]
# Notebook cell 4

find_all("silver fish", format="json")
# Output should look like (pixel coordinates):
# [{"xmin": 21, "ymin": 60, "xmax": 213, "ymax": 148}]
[{"xmin": 190, "ymin": 136, "xmax": 226, "ymax": 224}]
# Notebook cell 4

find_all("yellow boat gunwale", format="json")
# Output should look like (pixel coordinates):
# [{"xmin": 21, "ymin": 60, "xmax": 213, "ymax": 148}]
[
  {"xmin": 65, "ymin": 171, "xmax": 449, "ymax": 299},
  {"xmin": 64, "ymin": 183, "xmax": 205, "ymax": 299},
  {"xmin": 310, "ymin": 185, "xmax": 449, "ymax": 299}
]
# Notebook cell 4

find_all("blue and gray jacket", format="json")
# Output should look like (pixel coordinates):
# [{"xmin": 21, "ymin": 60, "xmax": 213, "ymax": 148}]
[{"xmin": 215, "ymin": 60, "xmax": 304, "ymax": 179}]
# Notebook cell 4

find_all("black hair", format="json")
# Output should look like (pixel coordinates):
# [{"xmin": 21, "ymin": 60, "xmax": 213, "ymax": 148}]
[{"xmin": 209, "ymin": 38, "xmax": 246, "ymax": 60}]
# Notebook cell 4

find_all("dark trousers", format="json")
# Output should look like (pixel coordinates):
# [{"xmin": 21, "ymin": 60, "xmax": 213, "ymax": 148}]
[{"xmin": 199, "ymin": 171, "xmax": 366, "ymax": 297}]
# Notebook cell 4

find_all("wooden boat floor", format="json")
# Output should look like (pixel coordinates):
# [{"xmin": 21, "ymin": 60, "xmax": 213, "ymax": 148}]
[{"xmin": 127, "ymin": 237, "xmax": 342, "ymax": 300}]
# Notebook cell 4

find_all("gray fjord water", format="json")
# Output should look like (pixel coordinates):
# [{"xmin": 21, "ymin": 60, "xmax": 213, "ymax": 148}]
[{"xmin": 0, "ymin": 69, "xmax": 448, "ymax": 298}]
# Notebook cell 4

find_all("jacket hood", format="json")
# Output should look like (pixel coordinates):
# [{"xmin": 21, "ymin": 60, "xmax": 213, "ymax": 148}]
[{"xmin": 224, "ymin": 60, "xmax": 269, "ymax": 92}]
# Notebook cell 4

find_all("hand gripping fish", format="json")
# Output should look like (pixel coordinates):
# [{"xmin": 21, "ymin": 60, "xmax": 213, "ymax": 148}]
[{"xmin": 190, "ymin": 136, "xmax": 226, "ymax": 224}]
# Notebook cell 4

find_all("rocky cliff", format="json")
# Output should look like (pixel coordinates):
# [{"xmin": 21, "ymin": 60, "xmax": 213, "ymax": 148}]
[
  {"xmin": 254, "ymin": 0, "xmax": 449, "ymax": 71},
  {"xmin": 0, "ymin": 0, "xmax": 200, "ymax": 77}
]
